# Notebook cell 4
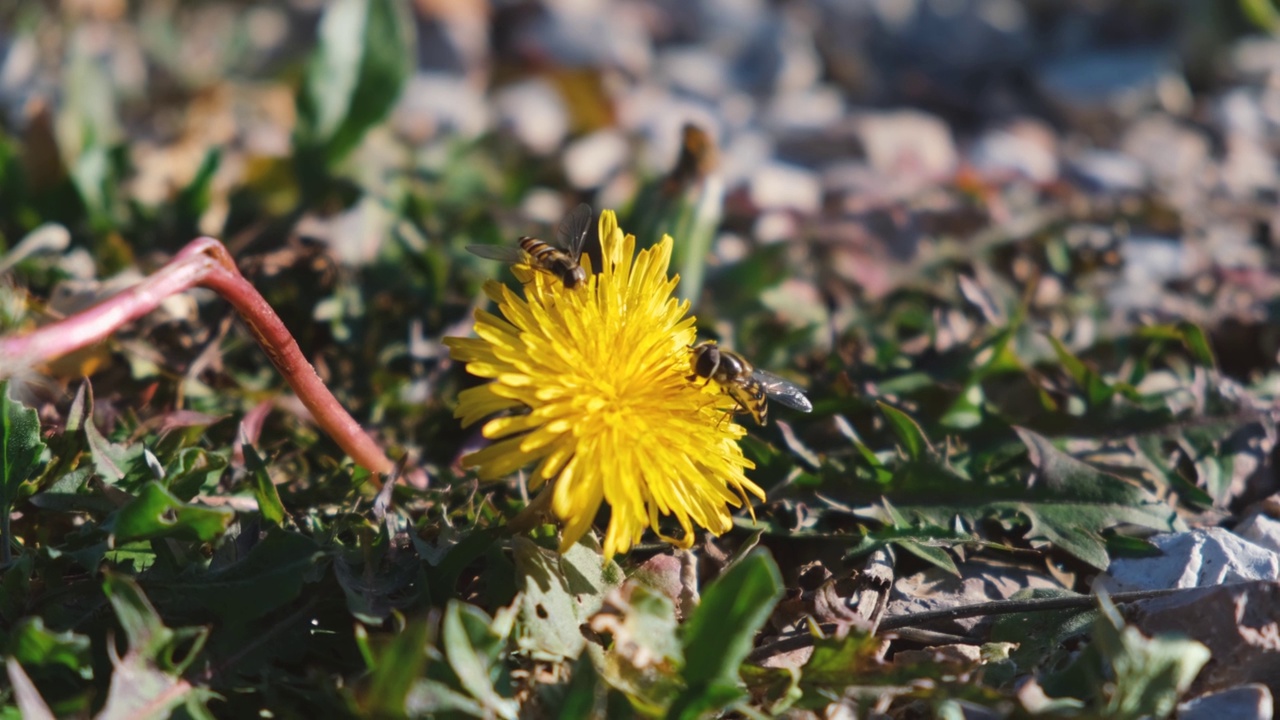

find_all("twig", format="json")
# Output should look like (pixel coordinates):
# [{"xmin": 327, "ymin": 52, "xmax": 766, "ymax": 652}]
[
  {"xmin": 748, "ymin": 587, "xmax": 1186, "ymax": 664},
  {"xmin": 0, "ymin": 237, "xmax": 394, "ymax": 476},
  {"xmin": 876, "ymin": 587, "xmax": 1184, "ymax": 630}
]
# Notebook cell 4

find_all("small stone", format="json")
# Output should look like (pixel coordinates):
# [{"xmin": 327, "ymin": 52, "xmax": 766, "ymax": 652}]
[
  {"xmin": 754, "ymin": 211, "xmax": 798, "ymax": 245},
  {"xmin": 1120, "ymin": 235, "xmax": 1188, "ymax": 284},
  {"xmin": 519, "ymin": 188, "xmax": 565, "ymax": 226},
  {"xmin": 1231, "ymin": 36, "xmax": 1280, "ymax": 84},
  {"xmin": 853, "ymin": 110, "xmax": 958, "ymax": 179},
  {"xmin": 968, "ymin": 119, "xmax": 1058, "ymax": 183},
  {"xmin": 1119, "ymin": 114, "xmax": 1210, "ymax": 190},
  {"xmin": 1067, "ymin": 150, "xmax": 1146, "ymax": 193},
  {"xmin": 762, "ymin": 86, "xmax": 845, "ymax": 134},
  {"xmin": 393, "ymin": 73, "xmax": 489, "ymax": 143},
  {"xmin": 1217, "ymin": 88, "xmax": 1266, "ymax": 140},
  {"xmin": 1203, "ymin": 222, "xmax": 1267, "ymax": 269},
  {"xmin": 1221, "ymin": 135, "xmax": 1279, "ymax": 197},
  {"xmin": 714, "ymin": 232, "xmax": 750, "ymax": 264},
  {"xmin": 1133, "ymin": 583, "xmax": 1280, "ymax": 697},
  {"xmin": 1093, "ymin": 528, "xmax": 1280, "ymax": 594},
  {"xmin": 748, "ymin": 161, "xmax": 822, "ymax": 213},
  {"xmin": 1037, "ymin": 48, "xmax": 1182, "ymax": 119},
  {"xmin": 1238, "ymin": 512, "xmax": 1280, "ymax": 556},
  {"xmin": 733, "ymin": 12, "xmax": 822, "ymax": 93},
  {"xmin": 719, "ymin": 130, "xmax": 774, "ymax": 187},
  {"xmin": 493, "ymin": 79, "xmax": 569, "ymax": 155},
  {"xmin": 657, "ymin": 48, "xmax": 730, "ymax": 99},
  {"xmin": 1179, "ymin": 685, "xmax": 1273, "ymax": 720},
  {"xmin": 563, "ymin": 129, "xmax": 629, "ymax": 190}
]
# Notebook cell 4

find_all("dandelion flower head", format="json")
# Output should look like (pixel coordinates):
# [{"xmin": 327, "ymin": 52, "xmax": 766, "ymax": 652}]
[{"xmin": 445, "ymin": 210, "xmax": 760, "ymax": 556}]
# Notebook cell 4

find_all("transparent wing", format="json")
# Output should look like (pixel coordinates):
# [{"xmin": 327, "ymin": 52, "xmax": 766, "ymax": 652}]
[
  {"xmin": 751, "ymin": 369, "xmax": 813, "ymax": 412},
  {"xmin": 466, "ymin": 244, "xmax": 527, "ymax": 263},
  {"xmin": 556, "ymin": 203, "xmax": 594, "ymax": 257}
]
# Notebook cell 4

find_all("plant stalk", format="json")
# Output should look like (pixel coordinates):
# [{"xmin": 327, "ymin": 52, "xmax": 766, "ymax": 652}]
[{"xmin": 0, "ymin": 237, "xmax": 394, "ymax": 476}]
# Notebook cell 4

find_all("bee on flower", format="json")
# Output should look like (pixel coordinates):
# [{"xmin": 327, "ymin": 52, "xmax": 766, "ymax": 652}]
[
  {"xmin": 465, "ymin": 203, "xmax": 593, "ymax": 289},
  {"xmin": 687, "ymin": 340, "xmax": 813, "ymax": 426},
  {"xmin": 445, "ymin": 209, "xmax": 765, "ymax": 557}
]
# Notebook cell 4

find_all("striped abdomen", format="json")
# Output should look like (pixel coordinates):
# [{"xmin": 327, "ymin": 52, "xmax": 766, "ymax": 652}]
[{"xmin": 518, "ymin": 236, "xmax": 586, "ymax": 288}]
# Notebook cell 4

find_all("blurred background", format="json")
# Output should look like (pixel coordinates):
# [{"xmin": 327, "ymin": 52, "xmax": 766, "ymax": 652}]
[
  {"xmin": 12, "ymin": 5, "xmax": 1280, "ymax": 717},
  {"xmin": 3, "ymin": 0, "xmax": 1280, "ymax": 458}
]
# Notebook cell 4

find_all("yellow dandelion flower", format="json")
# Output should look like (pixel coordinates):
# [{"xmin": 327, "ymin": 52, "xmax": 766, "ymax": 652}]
[{"xmin": 444, "ymin": 210, "xmax": 761, "ymax": 556}]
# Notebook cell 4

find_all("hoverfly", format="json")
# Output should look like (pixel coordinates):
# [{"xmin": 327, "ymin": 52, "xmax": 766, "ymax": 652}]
[
  {"xmin": 467, "ymin": 203, "xmax": 593, "ymax": 289},
  {"xmin": 688, "ymin": 341, "xmax": 813, "ymax": 425}
]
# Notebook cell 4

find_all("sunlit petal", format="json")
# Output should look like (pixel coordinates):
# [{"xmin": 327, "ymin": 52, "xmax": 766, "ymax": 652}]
[{"xmin": 446, "ymin": 209, "xmax": 761, "ymax": 555}]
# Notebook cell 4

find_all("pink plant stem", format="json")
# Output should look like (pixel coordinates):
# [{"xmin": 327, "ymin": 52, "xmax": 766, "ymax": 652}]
[{"xmin": 0, "ymin": 237, "xmax": 394, "ymax": 476}]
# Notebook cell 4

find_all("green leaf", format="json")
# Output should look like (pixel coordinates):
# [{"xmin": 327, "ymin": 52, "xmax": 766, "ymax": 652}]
[
  {"xmin": 1176, "ymin": 321, "xmax": 1216, "ymax": 368},
  {"xmin": 110, "ymin": 481, "xmax": 234, "ymax": 545},
  {"xmin": 355, "ymin": 617, "xmax": 431, "ymax": 717},
  {"xmin": 441, "ymin": 601, "xmax": 519, "ymax": 720},
  {"xmin": 77, "ymin": 381, "xmax": 133, "ymax": 484},
  {"xmin": 160, "ymin": 446, "xmax": 227, "ymax": 502},
  {"xmin": 61, "ymin": 38, "xmax": 122, "ymax": 230},
  {"xmin": 590, "ymin": 584, "xmax": 684, "ymax": 713},
  {"xmin": 848, "ymin": 431, "xmax": 1180, "ymax": 571},
  {"xmin": 154, "ymin": 529, "xmax": 323, "ymax": 621},
  {"xmin": 894, "ymin": 539, "xmax": 961, "ymax": 577},
  {"xmin": 1014, "ymin": 428, "xmax": 1179, "ymax": 569},
  {"xmin": 513, "ymin": 536, "xmax": 623, "ymax": 661},
  {"xmin": 7, "ymin": 617, "xmax": 91, "ymax": 676},
  {"xmin": 940, "ymin": 381, "xmax": 985, "ymax": 430},
  {"xmin": 104, "ymin": 570, "xmax": 182, "ymax": 661},
  {"xmin": 242, "ymin": 442, "xmax": 286, "ymax": 526},
  {"xmin": 1094, "ymin": 595, "xmax": 1210, "ymax": 719},
  {"xmin": 800, "ymin": 630, "xmax": 885, "ymax": 685},
  {"xmin": 296, "ymin": 0, "xmax": 415, "ymax": 167},
  {"xmin": 1133, "ymin": 434, "xmax": 1213, "ymax": 507},
  {"xmin": 878, "ymin": 402, "xmax": 930, "ymax": 460},
  {"xmin": 1241, "ymin": 0, "xmax": 1280, "ymax": 31},
  {"xmin": 405, "ymin": 678, "xmax": 491, "ymax": 717},
  {"xmin": 986, "ymin": 588, "xmax": 1097, "ymax": 688},
  {"xmin": 679, "ymin": 550, "xmax": 783, "ymax": 690},
  {"xmin": 334, "ymin": 532, "xmax": 425, "ymax": 623},
  {"xmin": 1047, "ymin": 335, "xmax": 1114, "ymax": 408},
  {"xmin": 666, "ymin": 681, "xmax": 746, "ymax": 720},
  {"xmin": 175, "ymin": 147, "xmax": 221, "ymax": 220},
  {"xmin": 556, "ymin": 652, "xmax": 606, "ymax": 720},
  {"xmin": 98, "ymin": 571, "xmax": 212, "ymax": 720},
  {"xmin": 2, "ymin": 383, "xmax": 45, "ymax": 562},
  {"xmin": 846, "ymin": 503, "xmax": 965, "ymax": 577}
]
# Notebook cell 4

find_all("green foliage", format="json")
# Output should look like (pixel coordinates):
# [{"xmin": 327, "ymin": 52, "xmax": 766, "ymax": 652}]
[
  {"xmin": 1027, "ymin": 596, "xmax": 1211, "ymax": 719},
  {"xmin": 295, "ymin": 0, "xmax": 416, "ymax": 175},
  {"xmin": 110, "ymin": 482, "xmax": 235, "ymax": 544},
  {"xmin": 241, "ymin": 442, "xmax": 286, "ymax": 526},
  {"xmin": 6, "ymin": 617, "xmax": 91, "ymax": 677},
  {"xmin": 878, "ymin": 402, "xmax": 931, "ymax": 460},
  {"xmin": 670, "ymin": 550, "xmax": 784, "ymax": 717},
  {"xmin": 1241, "ymin": 0, "xmax": 1280, "ymax": 30},
  {"xmin": 2, "ymin": 2, "xmax": 1265, "ymax": 716},
  {"xmin": 8, "ymin": 573, "xmax": 214, "ymax": 720},
  {"xmin": 1012, "ymin": 428, "xmax": 1180, "ymax": 569},
  {"xmin": 436, "ymin": 601, "xmax": 520, "ymax": 719},
  {"xmin": 1, "ymin": 383, "xmax": 44, "ymax": 562},
  {"xmin": 166, "ymin": 529, "xmax": 323, "ymax": 621},
  {"xmin": 514, "ymin": 536, "xmax": 623, "ymax": 661},
  {"xmin": 352, "ymin": 616, "xmax": 432, "ymax": 716}
]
